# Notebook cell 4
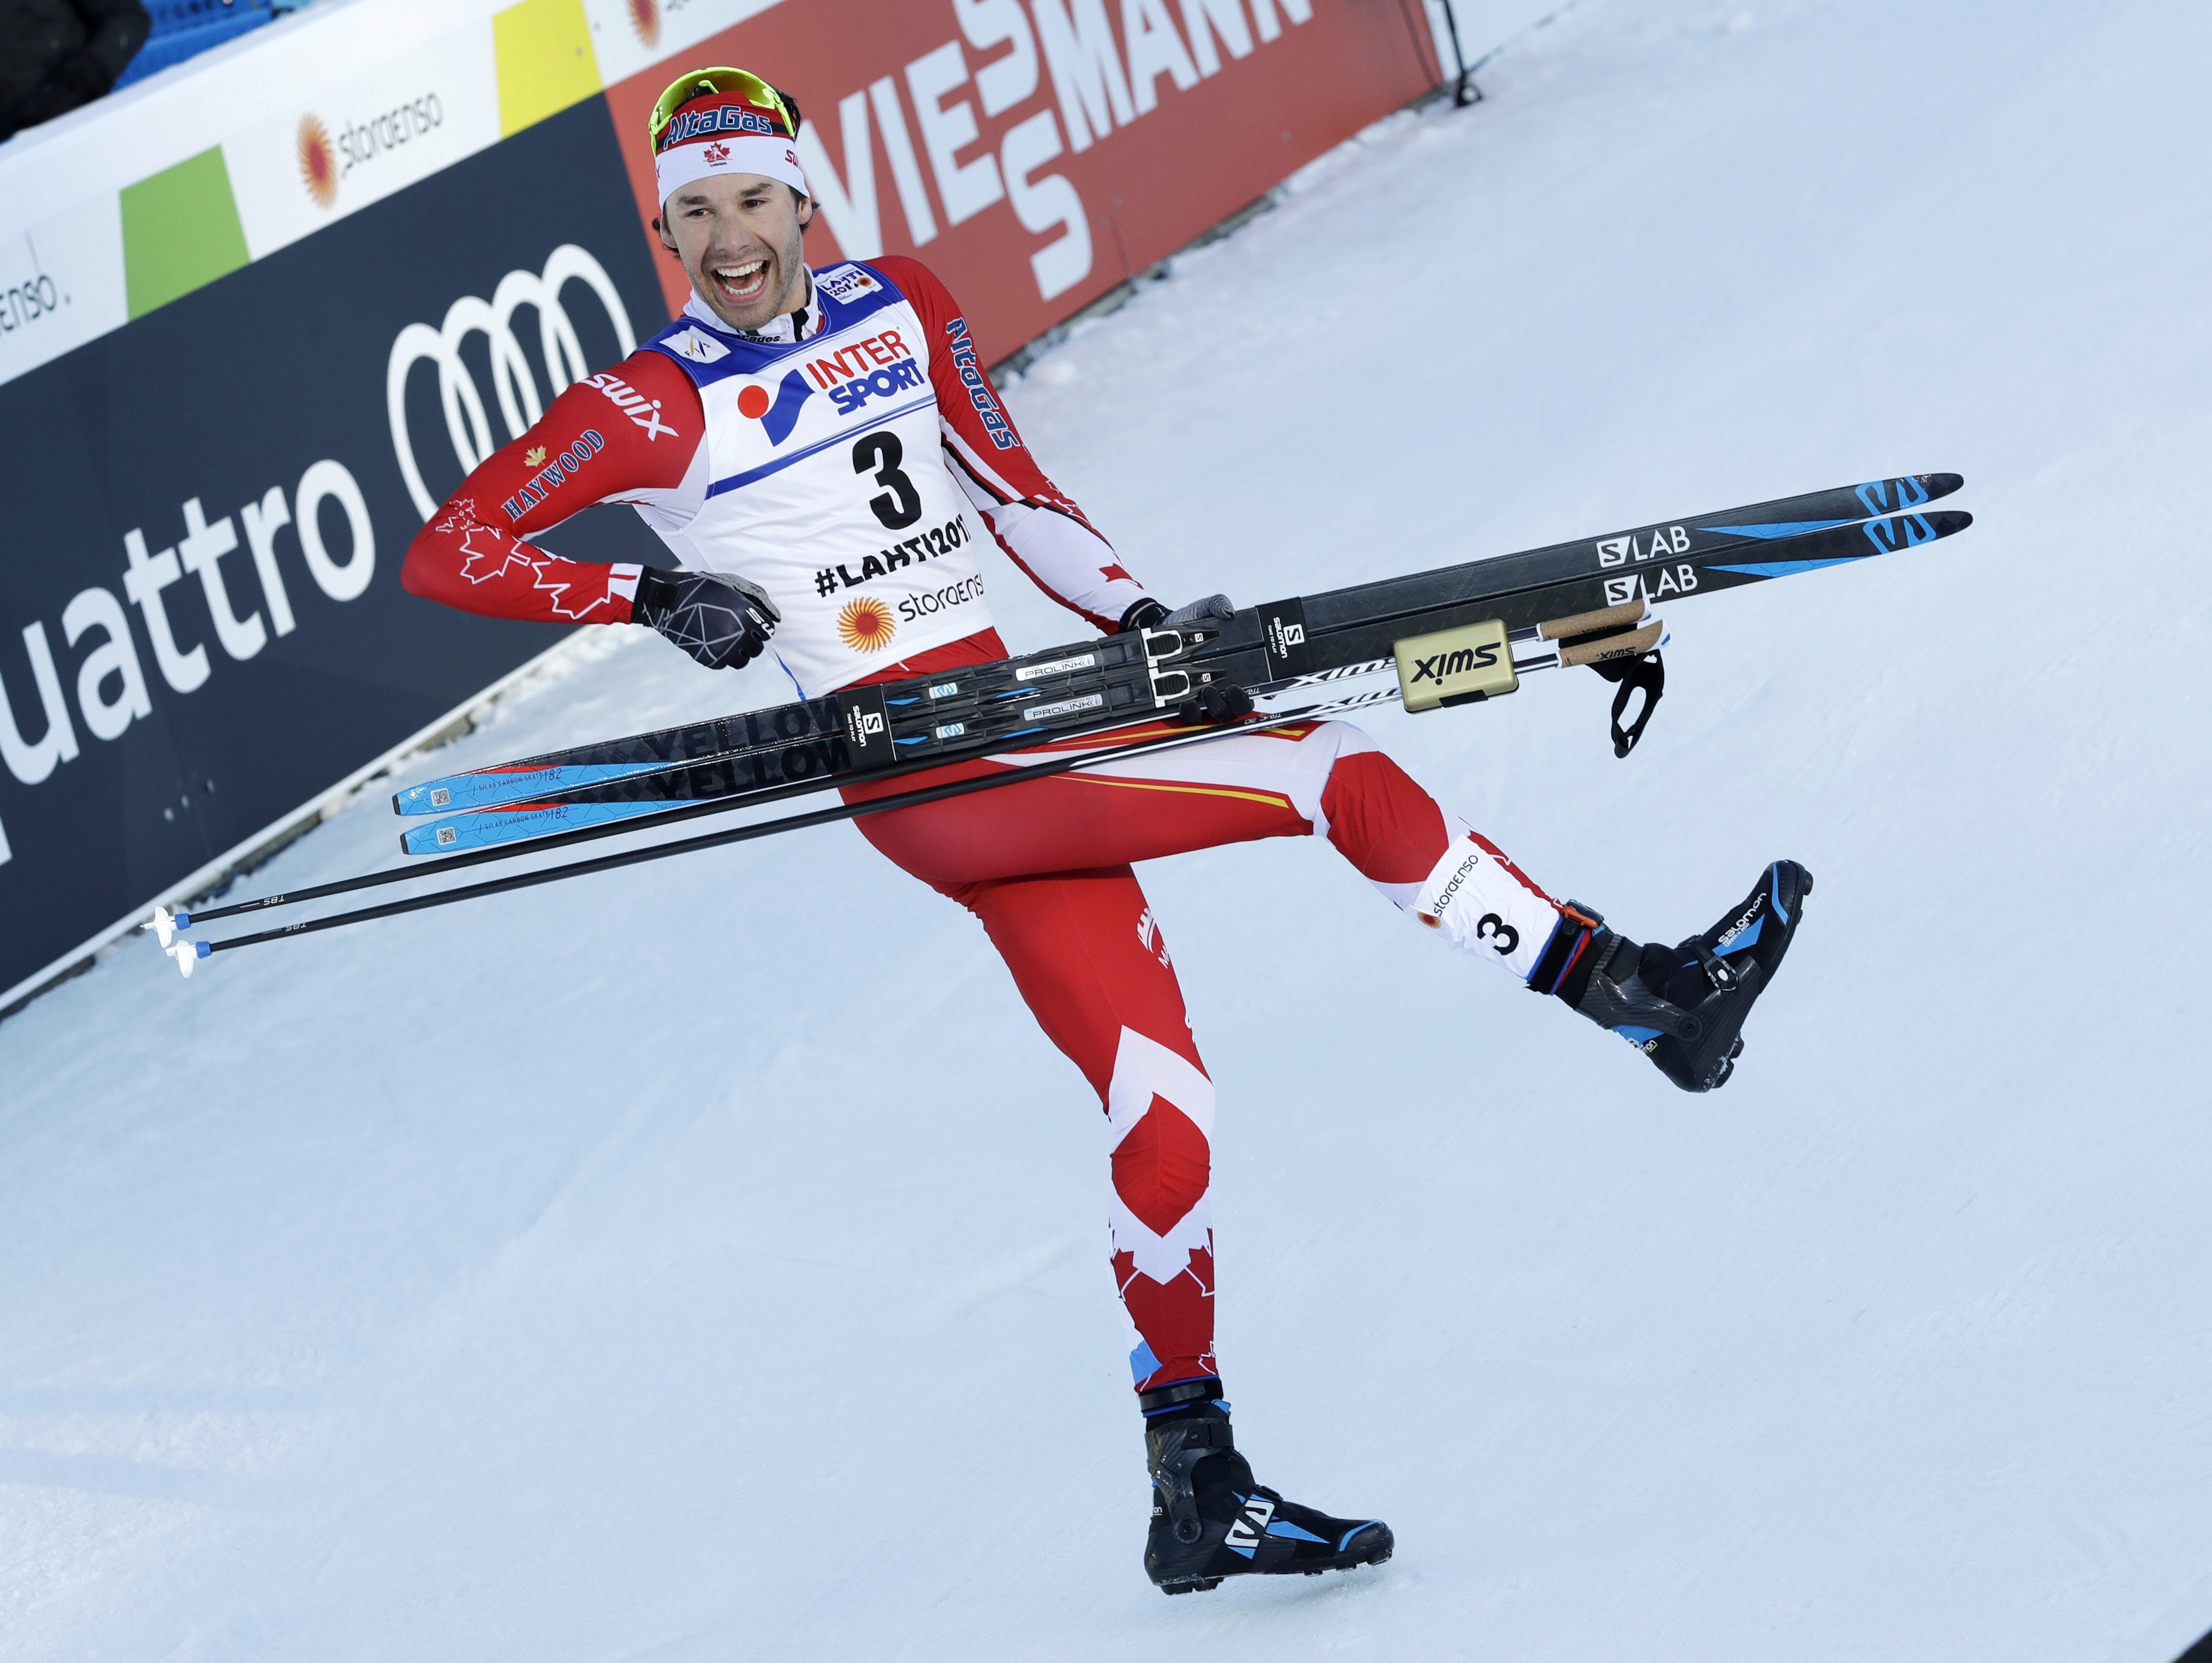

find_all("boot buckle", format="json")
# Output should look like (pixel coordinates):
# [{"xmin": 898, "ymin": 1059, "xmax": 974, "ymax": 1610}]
[{"xmin": 1692, "ymin": 942, "xmax": 1737, "ymax": 991}]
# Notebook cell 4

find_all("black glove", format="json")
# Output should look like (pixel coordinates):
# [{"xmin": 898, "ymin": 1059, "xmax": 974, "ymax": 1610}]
[
  {"xmin": 632, "ymin": 568, "xmax": 780, "ymax": 670},
  {"xmin": 1118, "ymin": 594, "xmax": 1236, "ymax": 634},
  {"xmin": 1178, "ymin": 681, "xmax": 1255, "ymax": 725}
]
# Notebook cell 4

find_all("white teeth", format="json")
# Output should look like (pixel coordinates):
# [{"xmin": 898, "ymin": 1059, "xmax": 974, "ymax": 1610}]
[{"xmin": 715, "ymin": 261, "xmax": 766, "ymax": 283}]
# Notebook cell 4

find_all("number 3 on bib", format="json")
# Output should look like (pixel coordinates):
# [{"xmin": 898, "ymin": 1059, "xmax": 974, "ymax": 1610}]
[{"xmin": 854, "ymin": 432, "xmax": 923, "ymax": 530}]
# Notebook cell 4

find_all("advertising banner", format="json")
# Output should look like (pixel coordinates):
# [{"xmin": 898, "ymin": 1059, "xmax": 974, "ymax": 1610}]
[
  {"xmin": 602, "ymin": 0, "xmax": 1444, "ymax": 361},
  {"xmin": 0, "ymin": 0, "xmax": 1454, "ymax": 1013},
  {"xmin": 0, "ymin": 100, "xmax": 667, "ymax": 1007}
]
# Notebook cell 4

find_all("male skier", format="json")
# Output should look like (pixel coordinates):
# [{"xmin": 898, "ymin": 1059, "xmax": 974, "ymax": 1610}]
[{"xmin": 401, "ymin": 68, "xmax": 1811, "ymax": 1595}]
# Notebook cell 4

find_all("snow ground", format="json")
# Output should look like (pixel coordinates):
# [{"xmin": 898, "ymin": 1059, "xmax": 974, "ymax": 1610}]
[{"xmin": 7, "ymin": 0, "xmax": 2212, "ymax": 1656}]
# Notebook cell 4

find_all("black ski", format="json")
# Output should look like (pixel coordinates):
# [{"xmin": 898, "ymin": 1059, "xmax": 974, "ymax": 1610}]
[
  {"xmin": 401, "ymin": 503, "xmax": 1965, "ymax": 855},
  {"xmin": 395, "ymin": 472, "xmax": 1961, "ymax": 823}
]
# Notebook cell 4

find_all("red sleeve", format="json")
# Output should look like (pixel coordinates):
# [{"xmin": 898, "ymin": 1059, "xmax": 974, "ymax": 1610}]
[
  {"xmin": 870, "ymin": 256, "xmax": 1153, "ymax": 634},
  {"xmin": 400, "ymin": 348, "xmax": 704, "ymax": 625}
]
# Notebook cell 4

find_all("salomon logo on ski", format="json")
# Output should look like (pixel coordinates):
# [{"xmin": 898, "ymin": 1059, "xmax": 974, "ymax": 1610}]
[{"xmin": 1596, "ymin": 525, "xmax": 1691, "ymax": 567}]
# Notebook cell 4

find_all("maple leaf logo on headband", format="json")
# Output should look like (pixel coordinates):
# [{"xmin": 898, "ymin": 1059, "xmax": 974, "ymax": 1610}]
[{"xmin": 703, "ymin": 141, "xmax": 731, "ymax": 165}]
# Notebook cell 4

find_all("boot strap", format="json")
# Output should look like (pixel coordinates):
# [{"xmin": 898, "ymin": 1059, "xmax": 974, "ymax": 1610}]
[
  {"xmin": 1138, "ymin": 1377, "xmax": 1224, "ymax": 1415},
  {"xmin": 1689, "ymin": 941, "xmax": 1738, "ymax": 992}
]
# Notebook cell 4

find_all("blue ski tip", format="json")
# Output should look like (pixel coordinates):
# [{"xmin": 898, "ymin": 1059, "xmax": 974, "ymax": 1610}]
[
  {"xmin": 1852, "ymin": 476, "xmax": 1937, "ymax": 515},
  {"xmin": 394, "ymin": 761, "xmax": 681, "ymax": 817},
  {"xmin": 402, "ymin": 796, "xmax": 685, "ymax": 856}
]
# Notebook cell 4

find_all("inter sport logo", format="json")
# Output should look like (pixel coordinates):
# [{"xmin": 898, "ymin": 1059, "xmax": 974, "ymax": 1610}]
[{"xmin": 736, "ymin": 370, "xmax": 813, "ymax": 445}]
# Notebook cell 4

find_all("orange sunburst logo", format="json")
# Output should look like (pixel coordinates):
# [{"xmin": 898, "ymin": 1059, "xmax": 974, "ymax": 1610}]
[
  {"xmin": 837, "ymin": 596, "xmax": 897, "ymax": 654},
  {"xmin": 297, "ymin": 114, "xmax": 338, "ymax": 209},
  {"xmin": 626, "ymin": 0, "xmax": 660, "ymax": 48}
]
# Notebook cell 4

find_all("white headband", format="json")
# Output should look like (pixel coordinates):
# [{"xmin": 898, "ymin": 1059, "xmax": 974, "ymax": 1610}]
[{"xmin": 656, "ymin": 132, "xmax": 809, "ymax": 207}]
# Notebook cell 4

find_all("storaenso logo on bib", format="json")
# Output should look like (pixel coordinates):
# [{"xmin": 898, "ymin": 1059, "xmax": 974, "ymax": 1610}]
[
  {"xmin": 898, "ymin": 573, "xmax": 984, "ymax": 623},
  {"xmin": 837, "ymin": 595, "xmax": 897, "ymax": 652},
  {"xmin": 386, "ymin": 245, "xmax": 637, "ymax": 520}
]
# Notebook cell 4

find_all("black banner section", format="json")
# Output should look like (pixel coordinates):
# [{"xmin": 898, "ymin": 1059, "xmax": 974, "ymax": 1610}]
[{"xmin": 0, "ymin": 99, "xmax": 670, "ymax": 1004}]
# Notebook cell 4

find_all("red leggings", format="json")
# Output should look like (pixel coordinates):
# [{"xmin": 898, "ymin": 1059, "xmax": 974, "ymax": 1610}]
[{"xmin": 846, "ymin": 718, "xmax": 1560, "ymax": 1393}]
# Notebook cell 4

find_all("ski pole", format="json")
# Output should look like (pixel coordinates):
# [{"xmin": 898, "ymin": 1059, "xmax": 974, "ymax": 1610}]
[
  {"xmin": 163, "ymin": 687, "xmax": 1399, "ymax": 973},
  {"xmin": 1438, "ymin": 0, "xmax": 1481, "ymax": 106},
  {"xmin": 148, "ymin": 700, "xmax": 1186, "ymax": 941}
]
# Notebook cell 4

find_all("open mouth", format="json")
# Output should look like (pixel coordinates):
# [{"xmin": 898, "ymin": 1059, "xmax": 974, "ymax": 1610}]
[{"xmin": 711, "ymin": 258, "xmax": 771, "ymax": 307}]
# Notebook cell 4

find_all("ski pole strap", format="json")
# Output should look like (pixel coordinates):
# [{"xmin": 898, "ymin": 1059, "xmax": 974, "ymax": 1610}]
[{"xmin": 1590, "ymin": 650, "xmax": 1665, "ymax": 757}]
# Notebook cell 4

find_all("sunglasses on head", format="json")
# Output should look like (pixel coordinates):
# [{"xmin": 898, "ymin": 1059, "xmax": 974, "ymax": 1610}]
[{"xmin": 649, "ymin": 66, "xmax": 802, "ymax": 151}]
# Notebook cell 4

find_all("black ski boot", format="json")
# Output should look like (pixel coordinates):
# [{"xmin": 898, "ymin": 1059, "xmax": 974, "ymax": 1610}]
[
  {"xmin": 1140, "ymin": 1384, "xmax": 1393, "ymax": 1595},
  {"xmin": 1534, "ymin": 860, "xmax": 1814, "ymax": 1092}
]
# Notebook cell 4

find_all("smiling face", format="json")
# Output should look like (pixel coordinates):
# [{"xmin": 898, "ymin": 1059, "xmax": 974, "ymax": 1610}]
[{"xmin": 659, "ymin": 171, "xmax": 814, "ymax": 333}]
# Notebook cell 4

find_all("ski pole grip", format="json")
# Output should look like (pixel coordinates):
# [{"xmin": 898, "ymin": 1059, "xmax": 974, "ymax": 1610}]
[
  {"xmin": 1558, "ymin": 620, "xmax": 1663, "ymax": 668},
  {"xmin": 1538, "ymin": 600, "xmax": 1646, "ymax": 641}
]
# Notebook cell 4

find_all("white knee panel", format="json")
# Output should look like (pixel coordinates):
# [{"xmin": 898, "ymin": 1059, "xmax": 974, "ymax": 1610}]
[{"xmin": 1399, "ymin": 832, "xmax": 1561, "ymax": 982}]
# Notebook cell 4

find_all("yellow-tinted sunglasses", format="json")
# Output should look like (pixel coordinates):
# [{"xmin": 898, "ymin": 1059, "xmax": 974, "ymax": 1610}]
[{"xmin": 649, "ymin": 65, "xmax": 800, "ymax": 151}]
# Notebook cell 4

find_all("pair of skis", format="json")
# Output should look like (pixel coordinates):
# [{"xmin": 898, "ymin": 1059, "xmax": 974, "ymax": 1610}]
[
  {"xmin": 388, "ymin": 471, "xmax": 1964, "ymax": 854},
  {"xmin": 149, "ymin": 474, "xmax": 1970, "ymax": 973}
]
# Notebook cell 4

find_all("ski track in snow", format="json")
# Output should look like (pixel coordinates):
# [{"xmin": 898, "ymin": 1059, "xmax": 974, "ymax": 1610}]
[{"xmin": 6, "ymin": 0, "xmax": 2212, "ymax": 1656}]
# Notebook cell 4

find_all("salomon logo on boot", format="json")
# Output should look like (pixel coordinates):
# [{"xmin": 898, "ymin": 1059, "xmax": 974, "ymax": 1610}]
[
  {"xmin": 1224, "ymin": 1494, "xmax": 1276, "ymax": 1557},
  {"xmin": 1553, "ymin": 861, "xmax": 1813, "ymax": 1092}
]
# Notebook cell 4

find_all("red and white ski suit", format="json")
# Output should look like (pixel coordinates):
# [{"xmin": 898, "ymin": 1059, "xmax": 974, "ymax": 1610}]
[{"xmin": 403, "ymin": 257, "xmax": 1568, "ymax": 1396}]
